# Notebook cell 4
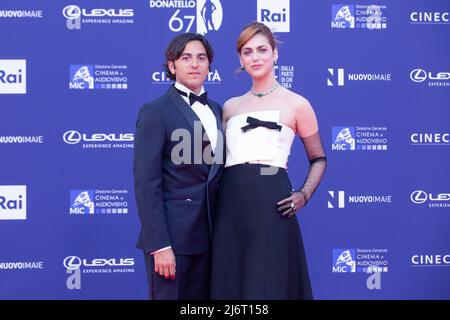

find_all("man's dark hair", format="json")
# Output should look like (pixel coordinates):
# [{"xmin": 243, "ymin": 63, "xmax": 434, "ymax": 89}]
[{"xmin": 164, "ymin": 33, "xmax": 214, "ymax": 80}]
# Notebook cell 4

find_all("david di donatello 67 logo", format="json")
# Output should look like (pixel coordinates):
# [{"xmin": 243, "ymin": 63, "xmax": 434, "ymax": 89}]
[{"xmin": 149, "ymin": 0, "xmax": 223, "ymax": 35}]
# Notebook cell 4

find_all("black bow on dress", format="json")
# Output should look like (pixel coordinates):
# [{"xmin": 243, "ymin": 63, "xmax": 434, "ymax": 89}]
[{"xmin": 241, "ymin": 116, "xmax": 282, "ymax": 132}]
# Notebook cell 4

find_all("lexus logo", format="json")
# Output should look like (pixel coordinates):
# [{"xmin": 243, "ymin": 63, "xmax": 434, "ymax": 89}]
[
  {"xmin": 410, "ymin": 190, "xmax": 427, "ymax": 204},
  {"xmin": 410, "ymin": 69, "xmax": 427, "ymax": 83},
  {"xmin": 63, "ymin": 256, "xmax": 82, "ymax": 270},
  {"xmin": 63, "ymin": 130, "xmax": 82, "ymax": 144},
  {"xmin": 62, "ymin": 5, "xmax": 81, "ymax": 19}
]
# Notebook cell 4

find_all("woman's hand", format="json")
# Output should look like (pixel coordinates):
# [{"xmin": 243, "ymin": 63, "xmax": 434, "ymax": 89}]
[{"xmin": 276, "ymin": 190, "xmax": 307, "ymax": 218}]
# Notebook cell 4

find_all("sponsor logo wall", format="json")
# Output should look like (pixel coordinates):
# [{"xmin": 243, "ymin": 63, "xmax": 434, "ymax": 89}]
[{"xmin": 0, "ymin": 0, "xmax": 448, "ymax": 299}]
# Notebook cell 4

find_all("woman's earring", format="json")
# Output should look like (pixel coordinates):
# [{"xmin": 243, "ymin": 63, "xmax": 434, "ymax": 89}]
[
  {"xmin": 240, "ymin": 65, "xmax": 245, "ymax": 71},
  {"xmin": 273, "ymin": 60, "xmax": 277, "ymax": 66}
]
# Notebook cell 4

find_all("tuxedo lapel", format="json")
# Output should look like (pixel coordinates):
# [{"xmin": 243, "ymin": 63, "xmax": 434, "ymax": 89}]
[
  {"xmin": 206, "ymin": 101, "xmax": 224, "ymax": 184},
  {"xmin": 167, "ymin": 86, "xmax": 205, "ymax": 143},
  {"xmin": 167, "ymin": 86, "xmax": 217, "ymax": 142},
  {"xmin": 207, "ymin": 99, "xmax": 223, "ymax": 139}
]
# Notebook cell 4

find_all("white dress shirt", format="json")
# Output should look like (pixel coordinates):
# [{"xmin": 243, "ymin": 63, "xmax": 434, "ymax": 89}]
[{"xmin": 174, "ymin": 82, "xmax": 218, "ymax": 152}]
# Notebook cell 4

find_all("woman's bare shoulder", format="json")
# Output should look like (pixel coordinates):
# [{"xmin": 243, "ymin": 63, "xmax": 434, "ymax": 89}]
[
  {"xmin": 223, "ymin": 94, "xmax": 247, "ymax": 119},
  {"xmin": 287, "ymin": 89, "xmax": 312, "ymax": 109}
]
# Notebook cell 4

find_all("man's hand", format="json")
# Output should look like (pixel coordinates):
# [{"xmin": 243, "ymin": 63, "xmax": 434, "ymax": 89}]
[{"xmin": 154, "ymin": 248, "xmax": 176, "ymax": 280}]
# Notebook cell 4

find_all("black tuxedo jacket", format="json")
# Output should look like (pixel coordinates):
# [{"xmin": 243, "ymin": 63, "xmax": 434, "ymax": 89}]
[{"xmin": 134, "ymin": 85, "xmax": 223, "ymax": 255}]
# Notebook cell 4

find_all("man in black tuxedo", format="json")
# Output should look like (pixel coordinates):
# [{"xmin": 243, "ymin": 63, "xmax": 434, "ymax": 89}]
[{"xmin": 134, "ymin": 33, "xmax": 223, "ymax": 300}]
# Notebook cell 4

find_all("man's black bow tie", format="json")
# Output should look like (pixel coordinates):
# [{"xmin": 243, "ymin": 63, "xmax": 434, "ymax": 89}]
[
  {"xmin": 241, "ymin": 116, "xmax": 282, "ymax": 132},
  {"xmin": 176, "ymin": 88, "xmax": 208, "ymax": 106}
]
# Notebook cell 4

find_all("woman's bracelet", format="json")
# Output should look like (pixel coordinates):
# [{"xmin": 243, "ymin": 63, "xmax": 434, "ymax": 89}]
[{"xmin": 297, "ymin": 189, "xmax": 308, "ymax": 206}]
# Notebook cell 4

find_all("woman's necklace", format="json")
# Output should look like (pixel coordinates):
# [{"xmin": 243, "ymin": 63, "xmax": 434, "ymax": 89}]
[{"xmin": 250, "ymin": 82, "xmax": 279, "ymax": 98}]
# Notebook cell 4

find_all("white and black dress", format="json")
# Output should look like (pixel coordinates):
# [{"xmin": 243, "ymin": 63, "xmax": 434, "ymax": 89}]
[{"xmin": 211, "ymin": 110, "xmax": 326, "ymax": 300}]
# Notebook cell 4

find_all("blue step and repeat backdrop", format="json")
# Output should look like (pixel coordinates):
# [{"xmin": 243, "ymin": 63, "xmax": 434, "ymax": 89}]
[{"xmin": 0, "ymin": 0, "xmax": 449, "ymax": 299}]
